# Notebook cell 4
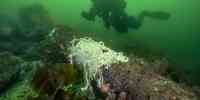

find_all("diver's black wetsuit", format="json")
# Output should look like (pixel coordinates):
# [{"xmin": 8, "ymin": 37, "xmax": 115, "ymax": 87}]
[
  {"xmin": 82, "ymin": 0, "xmax": 141, "ymax": 33},
  {"xmin": 82, "ymin": 0, "xmax": 171, "ymax": 33}
]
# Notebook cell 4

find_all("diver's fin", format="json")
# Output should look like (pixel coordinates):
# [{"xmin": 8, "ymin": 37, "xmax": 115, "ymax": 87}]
[{"xmin": 141, "ymin": 11, "xmax": 171, "ymax": 20}]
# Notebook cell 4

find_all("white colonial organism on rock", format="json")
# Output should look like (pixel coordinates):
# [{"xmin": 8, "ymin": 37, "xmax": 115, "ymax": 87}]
[{"xmin": 68, "ymin": 37, "xmax": 129, "ymax": 91}]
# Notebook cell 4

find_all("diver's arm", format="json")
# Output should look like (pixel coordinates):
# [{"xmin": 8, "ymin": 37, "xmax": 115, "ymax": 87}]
[{"xmin": 81, "ymin": 7, "xmax": 98, "ymax": 21}]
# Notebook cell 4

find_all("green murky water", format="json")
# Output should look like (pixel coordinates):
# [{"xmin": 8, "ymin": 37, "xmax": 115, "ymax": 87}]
[{"xmin": 0, "ymin": 0, "xmax": 200, "ymax": 85}]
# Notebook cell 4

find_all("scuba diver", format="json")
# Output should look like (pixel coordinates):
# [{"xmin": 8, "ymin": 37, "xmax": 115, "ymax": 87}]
[{"xmin": 82, "ymin": 0, "xmax": 171, "ymax": 33}]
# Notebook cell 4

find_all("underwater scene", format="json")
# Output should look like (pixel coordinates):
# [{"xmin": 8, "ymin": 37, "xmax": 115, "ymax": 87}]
[{"xmin": 0, "ymin": 0, "xmax": 200, "ymax": 100}]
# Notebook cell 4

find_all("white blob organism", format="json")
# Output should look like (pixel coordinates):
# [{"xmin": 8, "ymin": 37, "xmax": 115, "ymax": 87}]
[{"xmin": 68, "ymin": 37, "xmax": 128, "ymax": 91}]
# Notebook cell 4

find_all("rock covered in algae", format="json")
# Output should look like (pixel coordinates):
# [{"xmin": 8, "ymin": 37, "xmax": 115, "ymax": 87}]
[
  {"xmin": 38, "ymin": 25, "xmax": 81, "ymax": 64},
  {"xmin": 28, "ymin": 62, "xmax": 78, "ymax": 100},
  {"xmin": 0, "ymin": 52, "xmax": 23, "ymax": 93},
  {"xmin": 18, "ymin": 3, "xmax": 54, "ymax": 36},
  {"xmin": 102, "ymin": 56, "xmax": 199, "ymax": 100},
  {"xmin": 0, "ymin": 81, "xmax": 38, "ymax": 100}
]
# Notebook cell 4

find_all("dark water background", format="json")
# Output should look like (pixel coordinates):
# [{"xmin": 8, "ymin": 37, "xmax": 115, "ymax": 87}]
[{"xmin": 0, "ymin": 0, "xmax": 200, "ymax": 85}]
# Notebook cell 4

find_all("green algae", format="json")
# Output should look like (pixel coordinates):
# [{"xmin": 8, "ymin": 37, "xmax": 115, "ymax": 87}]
[{"xmin": 0, "ymin": 81, "xmax": 38, "ymax": 100}]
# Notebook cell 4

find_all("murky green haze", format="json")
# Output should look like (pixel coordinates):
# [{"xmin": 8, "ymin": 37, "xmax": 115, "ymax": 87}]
[{"xmin": 1, "ymin": 0, "xmax": 200, "ymax": 85}]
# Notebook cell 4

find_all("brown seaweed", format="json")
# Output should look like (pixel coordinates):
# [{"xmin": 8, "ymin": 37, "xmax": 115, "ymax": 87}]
[{"xmin": 30, "ymin": 63, "xmax": 77, "ymax": 100}]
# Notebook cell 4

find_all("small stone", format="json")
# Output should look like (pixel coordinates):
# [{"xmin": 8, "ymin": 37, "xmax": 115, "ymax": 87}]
[
  {"xmin": 153, "ymin": 87, "xmax": 159, "ymax": 92},
  {"xmin": 118, "ymin": 91, "xmax": 127, "ymax": 100}
]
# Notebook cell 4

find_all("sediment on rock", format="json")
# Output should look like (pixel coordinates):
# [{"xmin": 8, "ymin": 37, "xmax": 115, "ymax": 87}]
[{"xmin": 102, "ymin": 56, "xmax": 199, "ymax": 100}]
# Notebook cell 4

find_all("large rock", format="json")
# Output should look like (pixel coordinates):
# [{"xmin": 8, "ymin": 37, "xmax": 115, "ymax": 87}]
[
  {"xmin": 0, "ymin": 52, "xmax": 23, "ymax": 93},
  {"xmin": 102, "ymin": 56, "xmax": 199, "ymax": 100}
]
